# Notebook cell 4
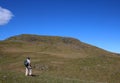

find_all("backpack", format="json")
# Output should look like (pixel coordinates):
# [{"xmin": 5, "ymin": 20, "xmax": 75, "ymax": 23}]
[{"xmin": 24, "ymin": 60, "xmax": 28, "ymax": 67}]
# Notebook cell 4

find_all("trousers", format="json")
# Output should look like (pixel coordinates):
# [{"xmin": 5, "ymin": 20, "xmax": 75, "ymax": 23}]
[{"xmin": 25, "ymin": 66, "xmax": 32, "ymax": 76}]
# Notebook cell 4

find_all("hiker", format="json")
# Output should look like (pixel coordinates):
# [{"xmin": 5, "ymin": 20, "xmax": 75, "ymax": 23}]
[{"xmin": 24, "ymin": 57, "xmax": 32, "ymax": 76}]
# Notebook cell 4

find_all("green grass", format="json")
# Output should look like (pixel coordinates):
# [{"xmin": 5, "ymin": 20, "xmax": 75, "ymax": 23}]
[
  {"xmin": 0, "ymin": 52, "xmax": 120, "ymax": 83},
  {"xmin": 0, "ymin": 34, "xmax": 120, "ymax": 83},
  {"xmin": 0, "ymin": 70, "xmax": 109, "ymax": 83}
]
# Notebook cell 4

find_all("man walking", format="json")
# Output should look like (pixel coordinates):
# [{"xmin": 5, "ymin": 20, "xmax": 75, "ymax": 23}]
[{"xmin": 24, "ymin": 57, "xmax": 32, "ymax": 76}]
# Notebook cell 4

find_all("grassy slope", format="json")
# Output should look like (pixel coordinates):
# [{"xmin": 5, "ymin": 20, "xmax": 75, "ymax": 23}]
[{"xmin": 0, "ymin": 34, "xmax": 120, "ymax": 83}]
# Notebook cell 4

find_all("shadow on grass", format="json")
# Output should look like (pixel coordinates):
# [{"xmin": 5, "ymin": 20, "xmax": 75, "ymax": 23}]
[{"xmin": 28, "ymin": 74, "xmax": 39, "ymax": 77}]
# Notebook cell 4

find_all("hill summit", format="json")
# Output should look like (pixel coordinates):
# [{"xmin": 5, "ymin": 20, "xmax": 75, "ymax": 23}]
[
  {"xmin": 5, "ymin": 34, "xmax": 81, "ymax": 45},
  {"xmin": 1, "ymin": 34, "xmax": 118, "ymax": 58}
]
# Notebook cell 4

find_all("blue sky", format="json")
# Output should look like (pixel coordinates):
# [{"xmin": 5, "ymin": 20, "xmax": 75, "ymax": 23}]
[{"xmin": 0, "ymin": 0, "xmax": 120, "ymax": 53}]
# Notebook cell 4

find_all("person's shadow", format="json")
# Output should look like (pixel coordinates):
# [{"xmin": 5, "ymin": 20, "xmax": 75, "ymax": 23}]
[{"xmin": 30, "ymin": 74, "xmax": 39, "ymax": 77}]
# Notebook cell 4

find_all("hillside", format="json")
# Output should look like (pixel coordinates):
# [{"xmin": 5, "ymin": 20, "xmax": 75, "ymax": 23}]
[
  {"xmin": 2, "ymin": 34, "xmax": 118, "ymax": 57},
  {"xmin": 0, "ymin": 34, "xmax": 120, "ymax": 83}
]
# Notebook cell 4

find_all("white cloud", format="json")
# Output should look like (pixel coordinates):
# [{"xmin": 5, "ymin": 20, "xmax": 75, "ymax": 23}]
[{"xmin": 0, "ymin": 6, "xmax": 14, "ymax": 25}]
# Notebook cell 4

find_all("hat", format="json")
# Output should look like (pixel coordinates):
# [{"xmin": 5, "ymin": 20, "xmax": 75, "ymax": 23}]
[{"xmin": 27, "ymin": 57, "xmax": 30, "ymax": 59}]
